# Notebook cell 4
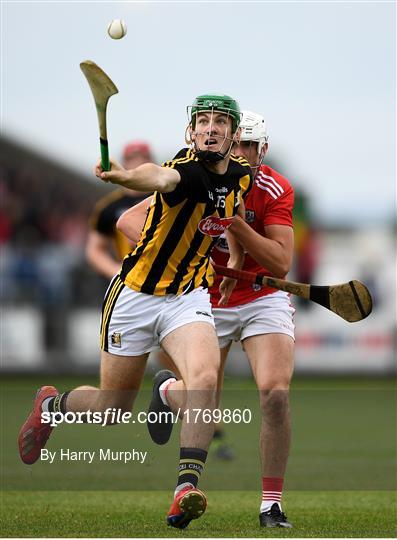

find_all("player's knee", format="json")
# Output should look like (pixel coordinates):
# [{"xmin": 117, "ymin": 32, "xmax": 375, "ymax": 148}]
[
  {"xmin": 188, "ymin": 367, "xmax": 218, "ymax": 391},
  {"xmin": 259, "ymin": 387, "xmax": 290, "ymax": 424}
]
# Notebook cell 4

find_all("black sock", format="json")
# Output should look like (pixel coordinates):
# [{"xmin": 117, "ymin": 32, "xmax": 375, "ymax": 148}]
[
  {"xmin": 177, "ymin": 447, "xmax": 207, "ymax": 488},
  {"xmin": 47, "ymin": 392, "xmax": 70, "ymax": 414}
]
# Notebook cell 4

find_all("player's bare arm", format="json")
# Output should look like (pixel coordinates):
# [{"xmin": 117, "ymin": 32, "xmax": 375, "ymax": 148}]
[
  {"xmin": 218, "ymin": 201, "xmax": 246, "ymax": 306},
  {"xmin": 229, "ymin": 217, "xmax": 294, "ymax": 278},
  {"xmin": 86, "ymin": 230, "xmax": 122, "ymax": 279},
  {"xmin": 116, "ymin": 196, "xmax": 153, "ymax": 246},
  {"xmin": 95, "ymin": 160, "xmax": 181, "ymax": 193},
  {"xmin": 217, "ymin": 233, "xmax": 241, "ymax": 306},
  {"xmin": 226, "ymin": 199, "xmax": 246, "ymax": 269}
]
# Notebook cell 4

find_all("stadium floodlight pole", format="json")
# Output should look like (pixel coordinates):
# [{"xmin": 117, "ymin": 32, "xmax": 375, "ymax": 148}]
[
  {"xmin": 212, "ymin": 264, "xmax": 372, "ymax": 323},
  {"xmin": 80, "ymin": 60, "xmax": 118, "ymax": 172}
]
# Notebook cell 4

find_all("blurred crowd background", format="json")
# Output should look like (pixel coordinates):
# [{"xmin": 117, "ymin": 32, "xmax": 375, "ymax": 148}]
[{"xmin": 1, "ymin": 134, "xmax": 395, "ymax": 376}]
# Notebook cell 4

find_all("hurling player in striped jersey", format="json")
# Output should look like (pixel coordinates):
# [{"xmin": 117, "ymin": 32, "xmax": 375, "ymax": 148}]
[
  {"xmin": 141, "ymin": 111, "xmax": 295, "ymax": 528},
  {"xmin": 18, "ymin": 94, "xmax": 252, "ymax": 531}
]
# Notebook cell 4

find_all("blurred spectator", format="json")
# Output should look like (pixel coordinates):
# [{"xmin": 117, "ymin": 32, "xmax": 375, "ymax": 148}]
[
  {"xmin": 0, "ymin": 139, "xmax": 109, "ymax": 352},
  {"xmin": 86, "ymin": 141, "xmax": 153, "ymax": 279}
]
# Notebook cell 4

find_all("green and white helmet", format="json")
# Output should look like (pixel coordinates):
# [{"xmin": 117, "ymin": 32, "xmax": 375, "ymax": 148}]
[
  {"xmin": 189, "ymin": 93, "xmax": 242, "ymax": 132},
  {"xmin": 188, "ymin": 93, "xmax": 242, "ymax": 162},
  {"xmin": 240, "ymin": 110, "xmax": 269, "ymax": 154}
]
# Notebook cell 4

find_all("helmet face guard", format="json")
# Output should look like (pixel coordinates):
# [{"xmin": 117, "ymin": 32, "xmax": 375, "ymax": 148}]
[
  {"xmin": 187, "ymin": 94, "xmax": 242, "ymax": 163},
  {"xmin": 240, "ymin": 110, "xmax": 268, "ymax": 153}
]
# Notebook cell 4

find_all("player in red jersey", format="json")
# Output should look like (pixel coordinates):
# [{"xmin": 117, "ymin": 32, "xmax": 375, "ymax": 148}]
[{"xmin": 211, "ymin": 111, "xmax": 294, "ymax": 528}]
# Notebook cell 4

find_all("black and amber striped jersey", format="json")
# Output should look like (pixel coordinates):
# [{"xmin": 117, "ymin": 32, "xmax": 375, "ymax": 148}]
[
  {"xmin": 90, "ymin": 190, "xmax": 147, "ymax": 259},
  {"xmin": 120, "ymin": 148, "xmax": 252, "ymax": 296}
]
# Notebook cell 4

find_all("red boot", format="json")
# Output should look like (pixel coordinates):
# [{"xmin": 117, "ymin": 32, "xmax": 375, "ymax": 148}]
[
  {"xmin": 167, "ymin": 485, "xmax": 207, "ymax": 529},
  {"xmin": 18, "ymin": 386, "xmax": 59, "ymax": 464}
]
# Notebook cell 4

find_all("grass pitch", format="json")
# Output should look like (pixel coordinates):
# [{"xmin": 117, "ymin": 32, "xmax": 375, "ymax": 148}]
[
  {"xmin": 1, "ymin": 375, "xmax": 396, "ymax": 537},
  {"xmin": 2, "ymin": 490, "xmax": 396, "ymax": 537}
]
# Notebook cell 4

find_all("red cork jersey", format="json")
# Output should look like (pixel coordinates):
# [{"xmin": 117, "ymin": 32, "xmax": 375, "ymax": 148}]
[{"xmin": 209, "ymin": 164, "xmax": 294, "ymax": 308}]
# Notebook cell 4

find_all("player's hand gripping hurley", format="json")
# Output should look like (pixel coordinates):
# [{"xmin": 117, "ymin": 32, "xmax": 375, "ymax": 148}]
[
  {"xmin": 80, "ymin": 60, "xmax": 118, "ymax": 171},
  {"xmin": 213, "ymin": 264, "xmax": 372, "ymax": 323}
]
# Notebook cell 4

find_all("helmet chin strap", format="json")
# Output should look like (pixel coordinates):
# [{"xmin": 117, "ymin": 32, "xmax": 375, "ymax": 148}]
[
  {"xmin": 193, "ymin": 134, "xmax": 236, "ymax": 163},
  {"xmin": 195, "ymin": 149, "xmax": 226, "ymax": 163}
]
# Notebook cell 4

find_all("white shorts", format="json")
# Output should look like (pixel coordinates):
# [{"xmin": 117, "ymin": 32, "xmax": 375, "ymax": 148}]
[
  {"xmin": 213, "ymin": 291, "xmax": 295, "ymax": 349},
  {"xmin": 100, "ymin": 275, "xmax": 215, "ymax": 356}
]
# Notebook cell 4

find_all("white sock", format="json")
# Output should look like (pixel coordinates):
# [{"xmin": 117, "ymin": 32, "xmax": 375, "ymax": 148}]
[
  {"xmin": 260, "ymin": 500, "xmax": 282, "ymax": 513},
  {"xmin": 174, "ymin": 482, "xmax": 194, "ymax": 498},
  {"xmin": 159, "ymin": 378, "xmax": 176, "ymax": 406}
]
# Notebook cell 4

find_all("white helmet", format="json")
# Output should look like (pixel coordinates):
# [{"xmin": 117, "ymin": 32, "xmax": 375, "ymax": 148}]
[{"xmin": 240, "ymin": 110, "xmax": 269, "ymax": 155}]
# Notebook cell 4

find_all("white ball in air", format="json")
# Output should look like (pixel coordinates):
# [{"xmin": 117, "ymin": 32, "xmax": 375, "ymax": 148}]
[{"xmin": 107, "ymin": 19, "xmax": 127, "ymax": 39}]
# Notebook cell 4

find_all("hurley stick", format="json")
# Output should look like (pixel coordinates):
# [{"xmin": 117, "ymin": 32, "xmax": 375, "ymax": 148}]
[
  {"xmin": 80, "ymin": 60, "xmax": 118, "ymax": 171},
  {"xmin": 213, "ymin": 264, "xmax": 372, "ymax": 323}
]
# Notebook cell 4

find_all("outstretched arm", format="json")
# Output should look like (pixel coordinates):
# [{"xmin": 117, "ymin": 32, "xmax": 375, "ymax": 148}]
[{"xmin": 95, "ymin": 159, "xmax": 180, "ymax": 193}]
